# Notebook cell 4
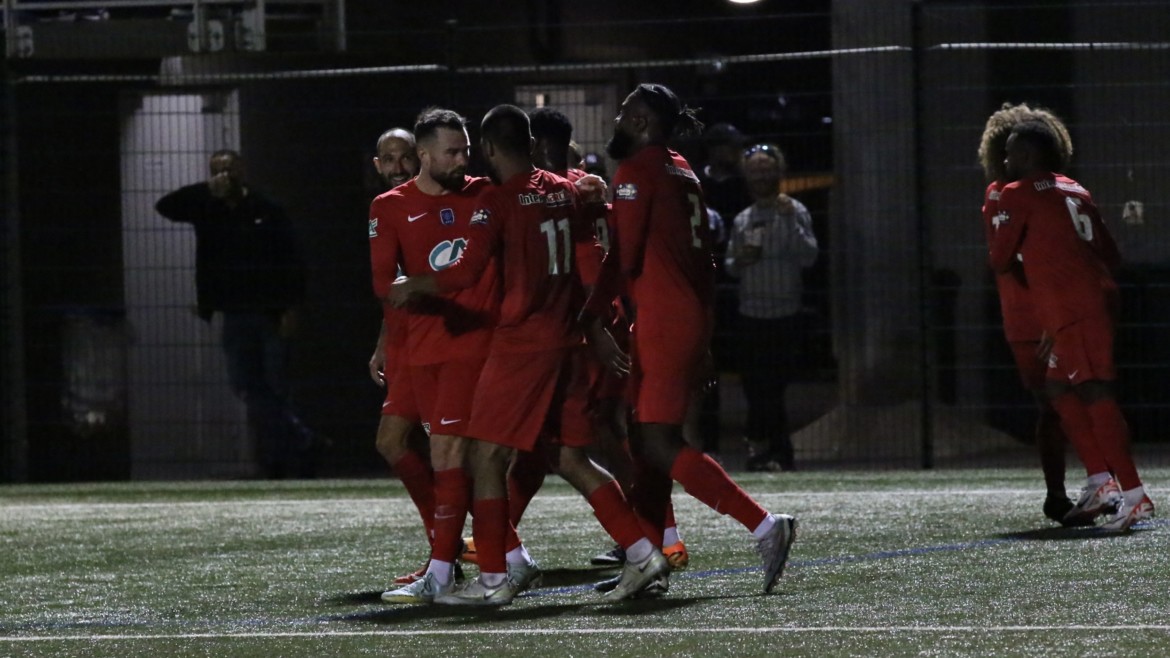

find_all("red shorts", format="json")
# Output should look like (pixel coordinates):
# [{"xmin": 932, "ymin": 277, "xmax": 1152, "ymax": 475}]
[
  {"xmin": 467, "ymin": 348, "xmax": 593, "ymax": 452},
  {"xmin": 382, "ymin": 361, "xmax": 420, "ymax": 422},
  {"xmin": 409, "ymin": 358, "xmax": 486, "ymax": 437},
  {"xmin": 1046, "ymin": 313, "xmax": 1116, "ymax": 385},
  {"xmin": 628, "ymin": 312, "xmax": 710, "ymax": 425},
  {"xmin": 1008, "ymin": 340, "xmax": 1047, "ymax": 391}
]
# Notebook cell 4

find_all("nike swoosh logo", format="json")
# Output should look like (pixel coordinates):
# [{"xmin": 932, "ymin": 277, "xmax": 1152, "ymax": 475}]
[
  {"xmin": 439, "ymin": 418, "xmax": 461, "ymax": 425},
  {"xmin": 1068, "ymin": 370, "xmax": 1079, "ymax": 380},
  {"xmin": 408, "ymin": 213, "xmax": 427, "ymax": 222}
]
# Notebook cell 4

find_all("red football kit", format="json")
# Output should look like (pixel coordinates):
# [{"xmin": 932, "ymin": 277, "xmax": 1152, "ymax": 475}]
[
  {"xmin": 433, "ymin": 168, "xmax": 602, "ymax": 450},
  {"xmin": 369, "ymin": 176, "xmax": 498, "ymax": 434},
  {"xmin": 590, "ymin": 145, "xmax": 715, "ymax": 424},
  {"xmin": 990, "ymin": 173, "xmax": 1121, "ymax": 384}
]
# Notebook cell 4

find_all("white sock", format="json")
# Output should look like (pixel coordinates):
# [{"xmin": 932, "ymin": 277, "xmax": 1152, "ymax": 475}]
[
  {"xmin": 752, "ymin": 513, "xmax": 777, "ymax": 540},
  {"xmin": 506, "ymin": 544, "xmax": 532, "ymax": 566},
  {"xmin": 624, "ymin": 538, "xmax": 655, "ymax": 565},
  {"xmin": 480, "ymin": 572, "xmax": 507, "ymax": 587},
  {"xmin": 663, "ymin": 526, "xmax": 681, "ymax": 546},
  {"xmin": 427, "ymin": 559, "xmax": 453, "ymax": 586},
  {"xmin": 1087, "ymin": 472, "xmax": 1112, "ymax": 487},
  {"xmin": 1122, "ymin": 486, "xmax": 1146, "ymax": 506}
]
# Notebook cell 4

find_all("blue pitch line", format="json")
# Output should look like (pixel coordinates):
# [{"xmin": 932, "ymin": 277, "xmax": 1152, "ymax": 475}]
[{"xmin": 521, "ymin": 518, "xmax": 1168, "ymax": 599}]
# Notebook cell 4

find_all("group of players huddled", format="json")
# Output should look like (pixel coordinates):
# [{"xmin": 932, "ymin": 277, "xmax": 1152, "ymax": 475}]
[
  {"xmin": 366, "ymin": 83, "xmax": 798, "ymax": 606},
  {"xmin": 980, "ymin": 104, "xmax": 1155, "ymax": 533}
]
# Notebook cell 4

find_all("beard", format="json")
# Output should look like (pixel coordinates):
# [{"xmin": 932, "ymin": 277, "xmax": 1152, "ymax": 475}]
[
  {"xmin": 605, "ymin": 129, "xmax": 636, "ymax": 160},
  {"xmin": 430, "ymin": 167, "xmax": 466, "ymax": 192},
  {"xmin": 381, "ymin": 172, "xmax": 411, "ymax": 189}
]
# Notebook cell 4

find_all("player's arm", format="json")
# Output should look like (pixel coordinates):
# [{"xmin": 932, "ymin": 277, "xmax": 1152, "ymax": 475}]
[
  {"xmin": 610, "ymin": 169, "xmax": 653, "ymax": 279},
  {"xmin": 369, "ymin": 317, "xmax": 388, "ymax": 386},
  {"xmin": 1090, "ymin": 209, "xmax": 1122, "ymax": 274},
  {"xmin": 790, "ymin": 201, "xmax": 819, "ymax": 267},
  {"xmin": 568, "ymin": 185, "xmax": 605, "ymax": 289},
  {"xmin": 987, "ymin": 187, "xmax": 1027, "ymax": 274},
  {"xmin": 154, "ymin": 183, "xmax": 208, "ymax": 224},
  {"xmin": 369, "ymin": 197, "xmax": 404, "ymax": 302},
  {"xmin": 390, "ymin": 196, "xmax": 502, "ymax": 306}
]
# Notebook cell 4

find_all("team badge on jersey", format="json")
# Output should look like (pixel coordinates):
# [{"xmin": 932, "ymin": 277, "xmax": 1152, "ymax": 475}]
[
  {"xmin": 470, "ymin": 208, "xmax": 490, "ymax": 225},
  {"xmin": 440, "ymin": 208, "xmax": 455, "ymax": 225},
  {"xmin": 368, "ymin": 217, "xmax": 379, "ymax": 238},
  {"xmin": 616, "ymin": 183, "xmax": 638, "ymax": 201}
]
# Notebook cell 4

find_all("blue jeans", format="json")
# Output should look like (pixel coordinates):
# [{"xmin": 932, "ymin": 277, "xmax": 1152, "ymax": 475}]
[{"xmin": 221, "ymin": 311, "xmax": 302, "ymax": 477}]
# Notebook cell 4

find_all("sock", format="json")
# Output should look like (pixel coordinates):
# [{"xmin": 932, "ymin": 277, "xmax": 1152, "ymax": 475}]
[
  {"xmin": 629, "ymin": 455, "xmax": 672, "ymax": 542},
  {"xmin": 1087, "ymin": 472, "xmax": 1112, "ymax": 487},
  {"xmin": 508, "ymin": 449, "xmax": 548, "ymax": 528},
  {"xmin": 670, "ymin": 445, "xmax": 769, "ymax": 533},
  {"xmin": 587, "ymin": 479, "xmax": 653, "ymax": 550},
  {"xmin": 430, "ymin": 468, "xmax": 470, "ymax": 564},
  {"xmin": 1048, "ymin": 392, "xmax": 1109, "ymax": 476},
  {"xmin": 506, "ymin": 544, "xmax": 532, "ymax": 567},
  {"xmin": 624, "ymin": 537, "xmax": 655, "ymax": 565},
  {"xmin": 663, "ymin": 525, "xmax": 681, "ymax": 547},
  {"xmin": 480, "ymin": 571, "xmax": 507, "ymax": 588},
  {"xmin": 1122, "ymin": 486, "xmax": 1147, "ymax": 506},
  {"xmin": 1085, "ymin": 398, "xmax": 1141, "ymax": 490},
  {"xmin": 392, "ymin": 451, "xmax": 435, "ymax": 542},
  {"xmin": 505, "ymin": 522, "xmax": 523, "ymax": 553},
  {"xmin": 1035, "ymin": 409, "xmax": 1067, "ymax": 497},
  {"xmin": 426, "ymin": 558, "xmax": 454, "ymax": 587},
  {"xmin": 472, "ymin": 497, "xmax": 509, "ymax": 576},
  {"xmin": 752, "ymin": 513, "xmax": 777, "ymax": 540}
]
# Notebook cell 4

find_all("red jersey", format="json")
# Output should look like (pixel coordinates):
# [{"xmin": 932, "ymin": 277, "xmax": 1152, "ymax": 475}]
[
  {"xmin": 433, "ymin": 168, "xmax": 601, "ymax": 354},
  {"xmin": 368, "ymin": 176, "xmax": 498, "ymax": 365},
  {"xmin": 982, "ymin": 181, "xmax": 1041, "ymax": 342},
  {"xmin": 596, "ymin": 146, "xmax": 714, "ymax": 320},
  {"xmin": 989, "ymin": 173, "xmax": 1121, "ymax": 332}
]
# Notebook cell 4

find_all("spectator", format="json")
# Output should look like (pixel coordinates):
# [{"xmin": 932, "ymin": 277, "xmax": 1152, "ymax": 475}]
[{"xmin": 725, "ymin": 143, "xmax": 819, "ymax": 472}]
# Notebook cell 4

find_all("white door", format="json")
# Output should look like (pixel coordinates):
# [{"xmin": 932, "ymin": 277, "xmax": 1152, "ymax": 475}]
[{"xmin": 120, "ymin": 90, "xmax": 253, "ymax": 479}]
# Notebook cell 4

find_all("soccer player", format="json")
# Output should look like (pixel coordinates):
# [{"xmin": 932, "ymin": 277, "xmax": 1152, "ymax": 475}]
[
  {"xmin": 977, "ymin": 103, "xmax": 1103, "ymax": 526},
  {"xmin": 370, "ymin": 108, "xmax": 502, "ymax": 603},
  {"xmin": 391, "ymin": 104, "xmax": 668, "ymax": 605},
  {"xmin": 529, "ymin": 107, "xmax": 690, "ymax": 571},
  {"xmin": 584, "ymin": 83, "xmax": 797, "ymax": 594},
  {"xmin": 362, "ymin": 128, "xmax": 439, "ymax": 585},
  {"xmin": 990, "ymin": 119, "xmax": 1155, "ymax": 532}
]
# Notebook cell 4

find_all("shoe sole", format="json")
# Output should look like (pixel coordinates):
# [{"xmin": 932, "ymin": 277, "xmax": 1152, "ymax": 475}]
[{"xmin": 764, "ymin": 516, "xmax": 798, "ymax": 594}]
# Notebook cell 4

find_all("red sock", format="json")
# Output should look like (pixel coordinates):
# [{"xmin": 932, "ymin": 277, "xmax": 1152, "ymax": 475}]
[
  {"xmin": 472, "ymin": 498, "xmax": 508, "ymax": 575},
  {"xmin": 588, "ymin": 479, "xmax": 652, "ymax": 549},
  {"xmin": 392, "ymin": 451, "xmax": 435, "ymax": 542},
  {"xmin": 1086, "ymin": 398, "xmax": 1142, "ymax": 490},
  {"xmin": 508, "ymin": 449, "xmax": 547, "ymax": 528},
  {"xmin": 1049, "ymin": 392, "xmax": 1109, "ymax": 475},
  {"xmin": 663, "ymin": 499, "xmax": 678, "ymax": 538},
  {"xmin": 670, "ymin": 445, "xmax": 768, "ymax": 532},
  {"xmin": 430, "ymin": 468, "xmax": 469, "ymax": 563}
]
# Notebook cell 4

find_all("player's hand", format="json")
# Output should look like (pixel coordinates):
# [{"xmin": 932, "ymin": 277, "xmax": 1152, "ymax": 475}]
[
  {"xmin": 388, "ymin": 276, "xmax": 435, "ymax": 308},
  {"xmin": 575, "ymin": 174, "xmax": 608, "ymax": 203},
  {"xmin": 208, "ymin": 171, "xmax": 234, "ymax": 199},
  {"xmin": 585, "ymin": 317, "xmax": 630, "ymax": 376},
  {"xmin": 368, "ymin": 348, "xmax": 386, "ymax": 387},
  {"xmin": 1035, "ymin": 331, "xmax": 1054, "ymax": 364}
]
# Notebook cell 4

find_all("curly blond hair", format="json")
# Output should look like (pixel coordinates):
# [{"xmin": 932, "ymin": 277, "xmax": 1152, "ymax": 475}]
[{"xmin": 977, "ymin": 102, "xmax": 1073, "ymax": 182}]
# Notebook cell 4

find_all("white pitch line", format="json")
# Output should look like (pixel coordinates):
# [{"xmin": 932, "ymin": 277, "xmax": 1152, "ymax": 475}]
[{"xmin": 5, "ymin": 625, "xmax": 1170, "ymax": 642}]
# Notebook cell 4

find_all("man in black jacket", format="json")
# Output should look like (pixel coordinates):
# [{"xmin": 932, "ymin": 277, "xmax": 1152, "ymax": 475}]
[{"xmin": 156, "ymin": 149, "xmax": 310, "ymax": 478}]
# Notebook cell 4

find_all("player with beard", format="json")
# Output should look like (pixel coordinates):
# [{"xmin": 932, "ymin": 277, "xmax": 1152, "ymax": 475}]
[
  {"xmin": 584, "ymin": 83, "xmax": 797, "ymax": 594},
  {"xmin": 991, "ymin": 120, "xmax": 1154, "ymax": 532},
  {"xmin": 372, "ymin": 108, "xmax": 532, "ymax": 604},
  {"xmin": 391, "ymin": 104, "xmax": 668, "ymax": 605},
  {"xmin": 528, "ymin": 107, "xmax": 691, "ymax": 573}
]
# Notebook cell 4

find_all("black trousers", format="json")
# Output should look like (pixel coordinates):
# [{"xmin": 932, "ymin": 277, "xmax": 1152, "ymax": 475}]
[{"xmin": 738, "ymin": 313, "xmax": 805, "ymax": 468}]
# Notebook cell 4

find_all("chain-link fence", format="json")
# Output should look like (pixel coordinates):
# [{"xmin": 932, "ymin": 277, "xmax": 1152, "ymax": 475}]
[{"xmin": 3, "ymin": 0, "xmax": 1169, "ymax": 480}]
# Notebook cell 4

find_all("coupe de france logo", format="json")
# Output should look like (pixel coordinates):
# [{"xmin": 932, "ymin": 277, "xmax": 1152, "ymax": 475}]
[
  {"xmin": 368, "ymin": 217, "xmax": 378, "ymax": 238},
  {"xmin": 429, "ymin": 238, "xmax": 468, "ymax": 271},
  {"xmin": 616, "ymin": 183, "xmax": 638, "ymax": 201}
]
